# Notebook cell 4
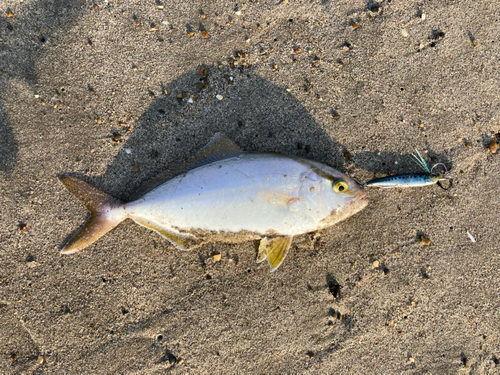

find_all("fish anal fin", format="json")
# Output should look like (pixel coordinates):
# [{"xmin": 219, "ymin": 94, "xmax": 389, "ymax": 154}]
[
  {"xmin": 131, "ymin": 133, "xmax": 243, "ymax": 199},
  {"xmin": 257, "ymin": 191, "xmax": 299, "ymax": 208},
  {"xmin": 258, "ymin": 236, "xmax": 293, "ymax": 272},
  {"xmin": 133, "ymin": 218, "xmax": 198, "ymax": 250}
]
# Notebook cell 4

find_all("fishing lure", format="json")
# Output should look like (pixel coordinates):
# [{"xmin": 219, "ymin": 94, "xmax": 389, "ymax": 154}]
[{"xmin": 366, "ymin": 149, "xmax": 452, "ymax": 189}]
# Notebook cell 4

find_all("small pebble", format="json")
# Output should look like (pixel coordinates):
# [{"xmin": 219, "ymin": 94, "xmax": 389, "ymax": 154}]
[
  {"xmin": 489, "ymin": 138, "xmax": 498, "ymax": 153},
  {"xmin": 294, "ymin": 48, "xmax": 301, "ymax": 53},
  {"xmin": 457, "ymin": 137, "xmax": 462, "ymax": 142},
  {"xmin": 176, "ymin": 92, "xmax": 183, "ymax": 99},
  {"xmin": 188, "ymin": 31, "xmax": 195, "ymax": 37},
  {"xmin": 200, "ymin": 14, "xmax": 206, "ymax": 19},
  {"xmin": 7, "ymin": 12, "xmax": 14, "ymax": 18},
  {"xmin": 124, "ymin": 148, "xmax": 132, "ymax": 154},
  {"xmin": 37, "ymin": 356, "xmax": 45, "ymax": 365},
  {"xmin": 200, "ymin": 30, "xmax": 209, "ymax": 38},
  {"xmin": 401, "ymin": 29, "xmax": 409, "ymax": 37},
  {"xmin": 420, "ymin": 236, "xmax": 431, "ymax": 245},
  {"xmin": 187, "ymin": 98, "xmax": 193, "ymax": 104},
  {"xmin": 409, "ymin": 357, "xmax": 415, "ymax": 363},
  {"xmin": 213, "ymin": 253, "xmax": 221, "ymax": 261},
  {"xmin": 465, "ymin": 142, "xmax": 472, "ymax": 148},
  {"xmin": 216, "ymin": 94, "xmax": 224, "ymax": 101},
  {"xmin": 132, "ymin": 165, "xmax": 139, "ymax": 172},
  {"xmin": 421, "ymin": 13, "xmax": 426, "ymax": 20},
  {"xmin": 372, "ymin": 260, "xmax": 380, "ymax": 268}
]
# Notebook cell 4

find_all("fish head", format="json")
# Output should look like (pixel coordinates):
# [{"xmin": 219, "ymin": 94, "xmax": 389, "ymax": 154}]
[{"xmin": 300, "ymin": 161, "xmax": 368, "ymax": 225}]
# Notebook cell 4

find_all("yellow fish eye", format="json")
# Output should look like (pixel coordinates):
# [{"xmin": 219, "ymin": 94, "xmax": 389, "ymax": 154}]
[{"xmin": 333, "ymin": 180, "xmax": 348, "ymax": 193}]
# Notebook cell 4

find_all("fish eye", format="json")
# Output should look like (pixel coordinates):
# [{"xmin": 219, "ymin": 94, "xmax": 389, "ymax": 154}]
[{"xmin": 333, "ymin": 180, "xmax": 348, "ymax": 193}]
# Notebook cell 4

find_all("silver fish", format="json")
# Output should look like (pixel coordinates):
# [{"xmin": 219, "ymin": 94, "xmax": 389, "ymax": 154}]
[{"xmin": 59, "ymin": 134, "xmax": 368, "ymax": 271}]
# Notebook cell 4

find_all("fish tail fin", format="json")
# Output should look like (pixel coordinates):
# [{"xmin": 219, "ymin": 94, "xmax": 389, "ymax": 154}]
[{"xmin": 59, "ymin": 176, "xmax": 125, "ymax": 254}]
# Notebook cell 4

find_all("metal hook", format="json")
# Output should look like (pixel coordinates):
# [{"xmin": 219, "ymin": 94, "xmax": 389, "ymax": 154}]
[
  {"xmin": 437, "ymin": 176, "xmax": 453, "ymax": 190},
  {"xmin": 430, "ymin": 163, "xmax": 448, "ymax": 176}
]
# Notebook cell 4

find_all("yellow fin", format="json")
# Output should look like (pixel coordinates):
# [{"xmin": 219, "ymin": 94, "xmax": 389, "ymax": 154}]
[
  {"xmin": 133, "ymin": 218, "xmax": 198, "ymax": 250},
  {"xmin": 258, "ymin": 236, "xmax": 293, "ymax": 272},
  {"xmin": 257, "ymin": 191, "xmax": 299, "ymax": 207}
]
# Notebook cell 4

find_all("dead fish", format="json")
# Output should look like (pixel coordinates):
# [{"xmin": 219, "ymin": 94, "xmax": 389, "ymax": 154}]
[{"xmin": 59, "ymin": 134, "xmax": 368, "ymax": 271}]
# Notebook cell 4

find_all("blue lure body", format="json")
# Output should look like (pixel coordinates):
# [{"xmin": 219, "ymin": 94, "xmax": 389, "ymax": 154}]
[
  {"xmin": 366, "ymin": 173, "xmax": 439, "ymax": 188},
  {"xmin": 365, "ymin": 149, "xmax": 449, "ymax": 189}
]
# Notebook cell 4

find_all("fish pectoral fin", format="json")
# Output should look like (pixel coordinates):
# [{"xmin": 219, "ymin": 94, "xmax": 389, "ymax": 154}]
[
  {"xmin": 257, "ymin": 191, "xmax": 299, "ymax": 208},
  {"xmin": 258, "ymin": 236, "xmax": 293, "ymax": 272},
  {"xmin": 133, "ymin": 218, "xmax": 198, "ymax": 250}
]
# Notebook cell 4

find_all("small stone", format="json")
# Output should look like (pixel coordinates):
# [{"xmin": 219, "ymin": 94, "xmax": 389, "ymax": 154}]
[
  {"xmin": 176, "ymin": 92, "xmax": 183, "ymax": 99},
  {"xmin": 235, "ymin": 10, "xmax": 242, "ymax": 16},
  {"xmin": 19, "ymin": 223, "xmax": 28, "ymax": 232},
  {"xmin": 124, "ymin": 148, "xmax": 132, "ymax": 154},
  {"xmin": 189, "ymin": 31, "xmax": 195, "ymax": 37},
  {"xmin": 213, "ymin": 253, "xmax": 221, "ymax": 261},
  {"xmin": 465, "ymin": 142, "xmax": 472, "ymax": 148},
  {"xmin": 132, "ymin": 165, "xmax": 139, "ymax": 172},
  {"xmin": 409, "ymin": 357, "xmax": 415, "ymax": 363},
  {"xmin": 420, "ymin": 236, "xmax": 431, "ymax": 246},
  {"xmin": 421, "ymin": 13, "xmax": 426, "ymax": 20},
  {"xmin": 200, "ymin": 14, "xmax": 206, "ymax": 19},
  {"xmin": 419, "ymin": 43, "xmax": 425, "ymax": 50},
  {"xmin": 200, "ymin": 30, "xmax": 209, "ymax": 38},
  {"xmin": 489, "ymin": 138, "xmax": 498, "ymax": 153},
  {"xmin": 177, "ymin": 358, "xmax": 184, "ymax": 364},
  {"xmin": 93, "ymin": 4, "xmax": 99, "ymax": 9},
  {"xmin": 216, "ymin": 94, "xmax": 224, "ymax": 101},
  {"xmin": 352, "ymin": 23, "xmax": 358, "ymax": 29},
  {"xmin": 457, "ymin": 137, "xmax": 462, "ymax": 142},
  {"xmin": 401, "ymin": 28, "xmax": 409, "ymax": 37},
  {"xmin": 372, "ymin": 260, "xmax": 380, "ymax": 268},
  {"xmin": 294, "ymin": 48, "xmax": 301, "ymax": 53},
  {"xmin": 157, "ymin": 5, "xmax": 164, "ymax": 9},
  {"xmin": 7, "ymin": 12, "xmax": 14, "ymax": 18},
  {"xmin": 187, "ymin": 98, "xmax": 193, "ymax": 104},
  {"xmin": 112, "ymin": 134, "xmax": 122, "ymax": 143},
  {"xmin": 37, "ymin": 356, "xmax": 45, "ymax": 365}
]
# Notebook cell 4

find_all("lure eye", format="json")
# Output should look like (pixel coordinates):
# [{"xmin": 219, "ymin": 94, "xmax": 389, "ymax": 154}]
[{"xmin": 333, "ymin": 180, "xmax": 348, "ymax": 193}]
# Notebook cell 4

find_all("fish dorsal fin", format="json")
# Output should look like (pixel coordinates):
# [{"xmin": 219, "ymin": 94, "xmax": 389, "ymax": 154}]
[
  {"xmin": 184, "ymin": 133, "xmax": 243, "ymax": 171},
  {"xmin": 257, "ymin": 236, "xmax": 293, "ymax": 272},
  {"xmin": 131, "ymin": 133, "xmax": 243, "ymax": 200},
  {"xmin": 132, "ymin": 218, "xmax": 199, "ymax": 250}
]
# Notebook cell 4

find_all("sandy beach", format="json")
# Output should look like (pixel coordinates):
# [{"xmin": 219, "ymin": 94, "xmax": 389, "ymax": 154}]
[{"xmin": 1, "ymin": 0, "xmax": 499, "ymax": 373}]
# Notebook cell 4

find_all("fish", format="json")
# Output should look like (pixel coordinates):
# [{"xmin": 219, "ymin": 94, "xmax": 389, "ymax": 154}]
[
  {"xmin": 366, "ymin": 149, "xmax": 451, "ymax": 189},
  {"xmin": 59, "ymin": 134, "xmax": 368, "ymax": 271}
]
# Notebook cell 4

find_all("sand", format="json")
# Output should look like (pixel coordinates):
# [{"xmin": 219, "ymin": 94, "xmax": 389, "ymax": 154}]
[{"xmin": 1, "ymin": 0, "xmax": 499, "ymax": 373}]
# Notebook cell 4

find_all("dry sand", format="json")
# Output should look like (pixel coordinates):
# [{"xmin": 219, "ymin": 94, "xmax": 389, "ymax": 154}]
[{"xmin": 1, "ymin": 0, "xmax": 500, "ymax": 373}]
